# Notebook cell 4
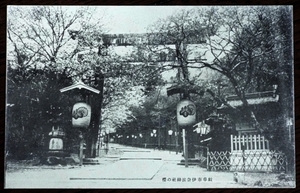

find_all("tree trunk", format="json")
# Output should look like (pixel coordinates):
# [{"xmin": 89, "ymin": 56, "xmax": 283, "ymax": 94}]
[{"xmin": 85, "ymin": 71, "xmax": 105, "ymax": 158}]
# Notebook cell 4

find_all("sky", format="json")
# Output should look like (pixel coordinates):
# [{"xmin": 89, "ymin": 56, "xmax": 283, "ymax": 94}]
[
  {"xmin": 8, "ymin": 5, "xmax": 197, "ymax": 34},
  {"xmin": 95, "ymin": 6, "xmax": 195, "ymax": 34}
]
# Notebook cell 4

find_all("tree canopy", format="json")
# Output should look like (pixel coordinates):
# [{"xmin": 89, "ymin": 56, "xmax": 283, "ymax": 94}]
[
  {"xmin": 6, "ymin": 6, "xmax": 166, "ymax": 158},
  {"xmin": 144, "ymin": 6, "xmax": 293, "ymax": 126}
]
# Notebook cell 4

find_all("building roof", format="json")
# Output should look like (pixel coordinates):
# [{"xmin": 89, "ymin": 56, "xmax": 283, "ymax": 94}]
[
  {"xmin": 59, "ymin": 81, "xmax": 100, "ymax": 94},
  {"xmin": 224, "ymin": 91, "xmax": 279, "ymax": 107}
]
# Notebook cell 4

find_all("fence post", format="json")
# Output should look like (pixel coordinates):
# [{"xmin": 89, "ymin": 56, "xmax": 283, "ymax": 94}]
[
  {"xmin": 207, "ymin": 146, "xmax": 210, "ymax": 171},
  {"xmin": 230, "ymin": 135, "xmax": 233, "ymax": 152},
  {"xmin": 258, "ymin": 134, "xmax": 261, "ymax": 149},
  {"xmin": 250, "ymin": 135, "xmax": 253, "ymax": 150},
  {"xmin": 262, "ymin": 135, "xmax": 265, "ymax": 150},
  {"xmin": 242, "ymin": 144, "xmax": 245, "ymax": 172},
  {"xmin": 254, "ymin": 134, "xmax": 257, "ymax": 150},
  {"xmin": 238, "ymin": 135, "xmax": 241, "ymax": 151},
  {"xmin": 246, "ymin": 135, "xmax": 249, "ymax": 150}
]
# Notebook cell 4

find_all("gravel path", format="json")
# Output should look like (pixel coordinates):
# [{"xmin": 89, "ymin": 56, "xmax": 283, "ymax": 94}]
[{"xmin": 5, "ymin": 144, "xmax": 295, "ymax": 188}]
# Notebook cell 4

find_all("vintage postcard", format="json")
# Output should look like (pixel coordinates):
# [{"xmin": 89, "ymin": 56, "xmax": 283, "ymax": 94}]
[{"xmin": 5, "ymin": 5, "xmax": 295, "ymax": 188}]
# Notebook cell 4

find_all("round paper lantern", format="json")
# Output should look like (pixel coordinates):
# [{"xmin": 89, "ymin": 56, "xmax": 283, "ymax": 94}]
[
  {"xmin": 49, "ymin": 138, "xmax": 63, "ymax": 150},
  {"xmin": 72, "ymin": 102, "xmax": 91, "ymax": 128},
  {"xmin": 177, "ymin": 99, "xmax": 196, "ymax": 127}
]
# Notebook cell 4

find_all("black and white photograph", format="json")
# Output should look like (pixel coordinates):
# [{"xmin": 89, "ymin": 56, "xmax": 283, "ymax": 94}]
[{"xmin": 5, "ymin": 5, "xmax": 295, "ymax": 188}]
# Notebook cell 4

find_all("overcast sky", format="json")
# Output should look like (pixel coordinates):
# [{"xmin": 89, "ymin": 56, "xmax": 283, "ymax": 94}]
[
  {"xmin": 8, "ymin": 5, "xmax": 196, "ymax": 34},
  {"xmin": 98, "ymin": 6, "xmax": 194, "ymax": 34}
]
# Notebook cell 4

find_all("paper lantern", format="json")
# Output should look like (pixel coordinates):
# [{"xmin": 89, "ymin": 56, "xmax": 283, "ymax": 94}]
[
  {"xmin": 177, "ymin": 99, "xmax": 196, "ymax": 127},
  {"xmin": 49, "ymin": 138, "xmax": 63, "ymax": 150},
  {"xmin": 72, "ymin": 102, "xmax": 91, "ymax": 128}
]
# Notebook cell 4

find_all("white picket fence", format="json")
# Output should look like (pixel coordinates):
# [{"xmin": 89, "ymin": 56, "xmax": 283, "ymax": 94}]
[{"xmin": 231, "ymin": 134, "xmax": 269, "ymax": 152}]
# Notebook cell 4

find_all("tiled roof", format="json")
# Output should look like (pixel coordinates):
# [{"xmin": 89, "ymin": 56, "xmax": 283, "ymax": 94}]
[{"xmin": 225, "ymin": 91, "xmax": 279, "ymax": 107}]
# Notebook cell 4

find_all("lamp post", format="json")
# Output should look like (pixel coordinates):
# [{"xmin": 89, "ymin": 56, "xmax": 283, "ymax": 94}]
[
  {"xmin": 139, "ymin": 133, "xmax": 144, "ymax": 148},
  {"xmin": 150, "ymin": 132, "xmax": 154, "ymax": 148},
  {"xmin": 98, "ymin": 132, "xmax": 104, "ymax": 157},
  {"xmin": 131, "ymin": 134, "xmax": 135, "ymax": 146},
  {"xmin": 170, "ymin": 116, "xmax": 179, "ymax": 154},
  {"xmin": 154, "ymin": 101, "xmax": 164, "ymax": 150},
  {"xmin": 120, "ymin": 135, "xmax": 123, "ymax": 144},
  {"xmin": 105, "ymin": 130, "xmax": 110, "ymax": 154},
  {"xmin": 153, "ymin": 129, "xmax": 157, "ymax": 149},
  {"xmin": 175, "ymin": 131, "xmax": 179, "ymax": 154},
  {"xmin": 168, "ymin": 129, "xmax": 173, "ymax": 153}
]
